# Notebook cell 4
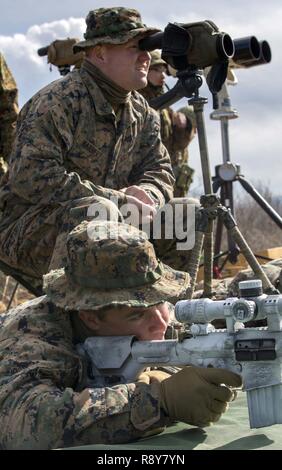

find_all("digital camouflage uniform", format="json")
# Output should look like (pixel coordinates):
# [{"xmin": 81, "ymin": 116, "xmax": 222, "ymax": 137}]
[
  {"xmin": 0, "ymin": 52, "xmax": 19, "ymax": 177},
  {"xmin": 0, "ymin": 220, "xmax": 190, "ymax": 449},
  {"xmin": 140, "ymin": 51, "xmax": 195, "ymax": 197},
  {"xmin": 0, "ymin": 8, "xmax": 176, "ymax": 281}
]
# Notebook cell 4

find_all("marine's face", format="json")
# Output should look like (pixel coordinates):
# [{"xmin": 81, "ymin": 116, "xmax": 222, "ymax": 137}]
[
  {"xmin": 79, "ymin": 302, "xmax": 170, "ymax": 340},
  {"xmin": 91, "ymin": 37, "xmax": 151, "ymax": 91},
  {"xmin": 148, "ymin": 65, "xmax": 167, "ymax": 87}
]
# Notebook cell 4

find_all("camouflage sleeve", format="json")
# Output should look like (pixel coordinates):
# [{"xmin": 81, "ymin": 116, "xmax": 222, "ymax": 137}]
[
  {"xmin": 0, "ymin": 375, "xmax": 166, "ymax": 449},
  {"xmin": 8, "ymin": 96, "xmax": 122, "ymax": 205},
  {"xmin": 0, "ymin": 306, "xmax": 167, "ymax": 449},
  {"xmin": 130, "ymin": 104, "xmax": 175, "ymax": 207}
]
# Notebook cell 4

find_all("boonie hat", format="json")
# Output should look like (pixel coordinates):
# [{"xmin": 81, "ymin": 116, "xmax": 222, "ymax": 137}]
[{"xmin": 43, "ymin": 220, "xmax": 190, "ymax": 310}]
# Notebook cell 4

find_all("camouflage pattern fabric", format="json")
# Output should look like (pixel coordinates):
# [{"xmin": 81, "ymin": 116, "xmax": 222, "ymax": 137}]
[
  {"xmin": 0, "ymin": 61, "xmax": 174, "ymax": 279},
  {"xmin": 152, "ymin": 196, "xmax": 200, "ymax": 272},
  {"xmin": 0, "ymin": 52, "xmax": 19, "ymax": 176},
  {"xmin": 0, "ymin": 296, "xmax": 170, "ymax": 449},
  {"xmin": 227, "ymin": 258, "xmax": 282, "ymax": 296},
  {"xmin": 44, "ymin": 220, "xmax": 191, "ymax": 310},
  {"xmin": 0, "ymin": 219, "xmax": 190, "ymax": 449},
  {"xmin": 73, "ymin": 7, "xmax": 160, "ymax": 51},
  {"xmin": 193, "ymin": 259, "xmax": 282, "ymax": 301},
  {"xmin": 140, "ymin": 82, "xmax": 195, "ymax": 197}
]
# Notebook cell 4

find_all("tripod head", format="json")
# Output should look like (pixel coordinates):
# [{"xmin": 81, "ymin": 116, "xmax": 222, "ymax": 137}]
[{"xmin": 149, "ymin": 66, "xmax": 203, "ymax": 110}]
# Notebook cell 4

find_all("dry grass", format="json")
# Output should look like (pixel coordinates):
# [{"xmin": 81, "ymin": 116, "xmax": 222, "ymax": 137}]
[{"xmin": 220, "ymin": 183, "xmax": 282, "ymax": 252}]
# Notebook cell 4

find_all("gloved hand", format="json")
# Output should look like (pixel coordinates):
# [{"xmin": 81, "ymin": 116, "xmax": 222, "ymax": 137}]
[
  {"xmin": 159, "ymin": 366, "xmax": 242, "ymax": 427},
  {"xmin": 137, "ymin": 370, "xmax": 171, "ymax": 385}
]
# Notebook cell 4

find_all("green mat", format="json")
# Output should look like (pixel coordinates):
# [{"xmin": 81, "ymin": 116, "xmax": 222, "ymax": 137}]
[{"xmin": 65, "ymin": 392, "xmax": 282, "ymax": 450}]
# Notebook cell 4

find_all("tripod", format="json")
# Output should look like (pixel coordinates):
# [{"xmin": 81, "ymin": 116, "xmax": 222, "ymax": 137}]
[
  {"xmin": 210, "ymin": 78, "xmax": 282, "ymax": 271},
  {"xmin": 150, "ymin": 67, "xmax": 279, "ymax": 297}
]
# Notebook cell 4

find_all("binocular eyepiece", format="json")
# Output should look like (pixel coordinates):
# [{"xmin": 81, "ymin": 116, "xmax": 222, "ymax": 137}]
[{"xmin": 232, "ymin": 36, "xmax": 271, "ymax": 68}]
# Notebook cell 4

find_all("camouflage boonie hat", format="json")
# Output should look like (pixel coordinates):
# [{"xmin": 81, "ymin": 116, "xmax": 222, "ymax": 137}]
[
  {"xmin": 149, "ymin": 50, "xmax": 167, "ymax": 68},
  {"xmin": 43, "ymin": 220, "xmax": 190, "ymax": 310},
  {"xmin": 73, "ymin": 7, "xmax": 160, "ymax": 52}
]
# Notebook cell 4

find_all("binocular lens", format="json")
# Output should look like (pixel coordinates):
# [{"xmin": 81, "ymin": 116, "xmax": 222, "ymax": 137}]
[
  {"xmin": 217, "ymin": 34, "xmax": 235, "ymax": 59},
  {"xmin": 260, "ymin": 40, "xmax": 271, "ymax": 63},
  {"xmin": 239, "ymin": 39, "xmax": 272, "ymax": 67},
  {"xmin": 233, "ymin": 36, "xmax": 261, "ymax": 64}
]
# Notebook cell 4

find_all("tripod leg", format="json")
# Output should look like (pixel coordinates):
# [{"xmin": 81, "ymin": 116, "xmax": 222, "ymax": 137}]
[
  {"xmin": 203, "ymin": 221, "xmax": 214, "ymax": 297},
  {"xmin": 238, "ymin": 176, "xmax": 282, "ymax": 229},
  {"xmin": 214, "ymin": 185, "xmax": 240, "ymax": 269},
  {"xmin": 220, "ymin": 207, "xmax": 279, "ymax": 294},
  {"xmin": 222, "ymin": 181, "xmax": 240, "ymax": 263},
  {"xmin": 186, "ymin": 231, "xmax": 205, "ymax": 298},
  {"xmin": 214, "ymin": 214, "xmax": 224, "ymax": 266}
]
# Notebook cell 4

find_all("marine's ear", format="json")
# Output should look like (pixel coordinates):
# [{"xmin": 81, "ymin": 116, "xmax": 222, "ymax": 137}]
[{"xmin": 79, "ymin": 310, "xmax": 101, "ymax": 331}]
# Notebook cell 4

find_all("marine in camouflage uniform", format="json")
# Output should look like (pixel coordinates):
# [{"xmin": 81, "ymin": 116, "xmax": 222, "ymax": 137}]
[
  {"xmin": 140, "ymin": 51, "xmax": 196, "ymax": 197},
  {"xmin": 0, "ymin": 220, "xmax": 241, "ymax": 449},
  {"xmin": 0, "ymin": 52, "xmax": 19, "ymax": 178},
  {"xmin": 0, "ymin": 8, "xmax": 178, "ymax": 281},
  {"xmin": 0, "ymin": 220, "xmax": 191, "ymax": 449}
]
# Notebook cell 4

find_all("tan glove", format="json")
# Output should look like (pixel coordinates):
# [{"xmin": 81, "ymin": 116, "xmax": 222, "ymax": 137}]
[
  {"xmin": 159, "ymin": 366, "xmax": 242, "ymax": 427},
  {"xmin": 137, "ymin": 370, "xmax": 171, "ymax": 385}
]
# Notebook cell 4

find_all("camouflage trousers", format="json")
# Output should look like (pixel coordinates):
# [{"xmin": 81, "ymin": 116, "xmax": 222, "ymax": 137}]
[
  {"xmin": 0, "ymin": 196, "xmax": 199, "ymax": 284},
  {"xmin": 0, "ymin": 196, "xmax": 120, "ymax": 282},
  {"xmin": 49, "ymin": 196, "xmax": 199, "ymax": 274},
  {"xmin": 152, "ymin": 197, "xmax": 199, "ymax": 271}
]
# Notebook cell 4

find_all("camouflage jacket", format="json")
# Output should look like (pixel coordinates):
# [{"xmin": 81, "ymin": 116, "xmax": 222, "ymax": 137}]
[
  {"xmin": 0, "ymin": 62, "xmax": 174, "ymax": 226},
  {"xmin": 140, "ymin": 83, "xmax": 192, "ymax": 167},
  {"xmin": 0, "ymin": 296, "xmax": 168, "ymax": 450},
  {"xmin": 0, "ymin": 53, "xmax": 19, "ymax": 176}
]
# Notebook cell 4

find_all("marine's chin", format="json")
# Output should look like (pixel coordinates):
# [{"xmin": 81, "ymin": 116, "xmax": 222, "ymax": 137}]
[{"xmin": 135, "ymin": 74, "xmax": 148, "ymax": 90}]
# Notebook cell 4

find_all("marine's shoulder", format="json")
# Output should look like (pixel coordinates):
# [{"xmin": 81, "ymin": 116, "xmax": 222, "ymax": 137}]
[
  {"xmin": 21, "ymin": 70, "xmax": 86, "ymax": 115},
  {"xmin": 0, "ymin": 295, "xmax": 70, "ymax": 340},
  {"xmin": 131, "ymin": 90, "xmax": 160, "ymax": 120}
]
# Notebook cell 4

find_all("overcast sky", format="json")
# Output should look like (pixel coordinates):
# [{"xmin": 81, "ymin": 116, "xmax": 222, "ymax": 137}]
[{"xmin": 1, "ymin": 0, "xmax": 282, "ymax": 197}]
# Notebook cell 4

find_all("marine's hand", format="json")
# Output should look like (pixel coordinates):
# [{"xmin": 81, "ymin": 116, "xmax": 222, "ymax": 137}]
[
  {"xmin": 119, "ymin": 186, "xmax": 157, "ymax": 224},
  {"xmin": 171, "ymin": 111, "xmax": 187, "ymax": 129},
  {"xmin": 137, "ymin": 370, "xmax": 171, "ymax": 385},
  {"xmin": 159, "ymin": 366, "xmax": 242, "ymax": 427},
  {"xmin": 120, "ymin": 186, "xmax": 156, "ymax": 207}
]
